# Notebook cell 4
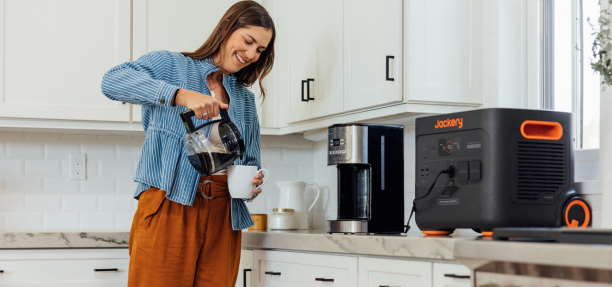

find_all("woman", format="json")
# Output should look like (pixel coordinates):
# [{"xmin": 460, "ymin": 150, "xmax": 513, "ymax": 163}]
[{"xmin": 100, "ymin": 1, "xmax": 275, "ymax": 286}]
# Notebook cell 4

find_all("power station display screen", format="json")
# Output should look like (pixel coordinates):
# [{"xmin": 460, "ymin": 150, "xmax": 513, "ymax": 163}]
[
  {"xmin": 438, "ymin": 137, "xmax": 461, "ymax": 156},
  {"xmin": 333, "ymin": 139, "xmax": 341, "ymax": 146}
]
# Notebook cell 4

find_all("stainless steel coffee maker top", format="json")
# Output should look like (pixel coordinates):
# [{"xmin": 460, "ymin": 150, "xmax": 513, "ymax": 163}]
[{"xmin": 327, "ymin": 125, "xmax": 368, "ymax": 165}]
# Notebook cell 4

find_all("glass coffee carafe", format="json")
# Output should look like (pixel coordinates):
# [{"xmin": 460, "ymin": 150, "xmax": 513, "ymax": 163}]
[{"xmin": 181, "ymin": 109, "xmax": 245, "ymax": 177}]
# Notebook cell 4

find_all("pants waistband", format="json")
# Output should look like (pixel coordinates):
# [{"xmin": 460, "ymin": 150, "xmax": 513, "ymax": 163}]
[{"xmin": 198, "ymin": 174, "xmax": 230, "ymax": 198}]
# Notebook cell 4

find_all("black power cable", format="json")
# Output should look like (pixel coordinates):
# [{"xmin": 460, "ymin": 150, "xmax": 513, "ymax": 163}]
[{"xmin": 404, "ymin": 165, "xmax": 456, "ymax": 233}]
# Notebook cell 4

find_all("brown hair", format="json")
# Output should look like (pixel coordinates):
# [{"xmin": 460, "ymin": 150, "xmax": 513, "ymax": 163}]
[{"xmin": 182, "ymin": 1, "xmax": 275, "ymax": 101}]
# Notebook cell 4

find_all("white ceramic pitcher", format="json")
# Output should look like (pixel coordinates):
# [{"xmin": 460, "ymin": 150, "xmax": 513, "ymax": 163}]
[{"xmin": 275, "ymin": 181, "xmax": 320, "ymax": 230}]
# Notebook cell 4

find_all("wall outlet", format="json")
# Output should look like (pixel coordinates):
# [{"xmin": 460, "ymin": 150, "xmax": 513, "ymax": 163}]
[{"xmin": 69, "ymin": 153, "xmax": 86, "ymax": 180}]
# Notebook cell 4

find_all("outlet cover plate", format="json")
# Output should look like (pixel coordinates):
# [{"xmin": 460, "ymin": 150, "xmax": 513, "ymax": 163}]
[{"xmin": 69, "ymin": 153, "xmax": 86, "ymax": 180}]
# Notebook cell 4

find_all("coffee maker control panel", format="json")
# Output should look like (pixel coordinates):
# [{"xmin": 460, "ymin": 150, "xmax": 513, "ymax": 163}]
[{"xmin": 327, "ymin": 125, "xmax": 368, "ymax": 165}]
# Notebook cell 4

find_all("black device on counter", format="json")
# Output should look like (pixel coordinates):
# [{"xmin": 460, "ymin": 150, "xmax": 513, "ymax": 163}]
[
  {"xmin": 414, "ymin": 108, "xmax": 591, "ymax": 236},
  {"xmin": 327, "ymin": 123, "xmax": 404, "ymax": 234}
]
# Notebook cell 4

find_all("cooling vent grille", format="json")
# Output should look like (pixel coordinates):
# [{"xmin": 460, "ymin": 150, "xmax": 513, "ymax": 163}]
[{"xmin": 516, "ymin": 141, "xmax": 567, "ymax": 202}]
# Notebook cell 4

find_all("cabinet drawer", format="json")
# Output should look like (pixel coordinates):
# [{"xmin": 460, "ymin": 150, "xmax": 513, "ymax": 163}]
[
  {"xmin": 432, "ymin": 262, "xmax": 471, "ymax": 287},
  {"xmin": 358, "ymin": 257, "xmax": 432, "ymax": 287},
  {"xmin": 254, "ymin": 250, "xmax": 357, "ymax": 287},
  {"xmin": 0, "ymin": 249, "xmax": 128, "ymax": 286}
]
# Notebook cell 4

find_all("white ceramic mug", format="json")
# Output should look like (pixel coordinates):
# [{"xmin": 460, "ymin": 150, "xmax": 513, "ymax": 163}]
[{"xmin": 227, "ymin": 165, "xmax": 269, "ymax": 199}]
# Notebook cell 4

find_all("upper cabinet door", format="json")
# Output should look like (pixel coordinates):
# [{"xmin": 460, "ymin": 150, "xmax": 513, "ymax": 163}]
[
  {"xmin": 0, "ymin": 0, "xmax": 131, "ymax": 122},
  {"xmin": 282, "ymin": 0, "xmax": 318, "ymax": 124},
  {"xmin": 344, "ymin": 0, "xmax": 403, "ymax": 112},
  {"xmin": 406, "ymin": 0, "xmax": 483, "ymax": 105},
  {"xmin": 132, "ymin": 0, "xmax": 242, "ymax": 123}
]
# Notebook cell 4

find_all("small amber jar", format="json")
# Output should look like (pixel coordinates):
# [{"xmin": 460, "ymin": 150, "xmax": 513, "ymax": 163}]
[{"xmin": 248, "ymin": 214, "xmax": 268, "ymax": 231}]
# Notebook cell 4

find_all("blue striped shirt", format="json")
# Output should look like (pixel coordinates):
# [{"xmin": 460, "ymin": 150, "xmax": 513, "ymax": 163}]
[{"xmin": 101, "ymin": 50, "xmax": 259, "ymax": 230}]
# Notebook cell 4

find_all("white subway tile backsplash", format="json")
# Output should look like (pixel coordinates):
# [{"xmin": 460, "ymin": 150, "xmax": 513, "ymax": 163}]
[
  {"xmin": 80, "ymin": 212, "xmax": 116, "ymax": 229},
  {"xmin": 117, "ymin": 178, "xmax": 138, "ymax": 195},
  {"xmin": 6, "ymin": 212, "xmax": 43, "ymax": 230},
  {"xmin": 298, "ymin": 163, "xmax": 315, "ymax": 182},
  {"xmin": 0, "ymin": 131, "xmax": 316, "ymax": 231},
  {"xmin": 260, "ymin": 148, "xmax": 283, "ymax": 164},
  {"xmin": 45, "ymin": 142, "xmax": 80, "ymax": 158},
  {"xmin": 0, "ymin": 158, "xmax": 25, "ymax": 176},
  {"xmin": 99, "ymin": 161, "xmax": 134, "ymax": 178},
  {"xmin": 0, "ymin": 132, "xmax": 25, "ymax": 141},
  {"xmin": 7, "ymin": 142, "xmax": 44, "ymax": 158},
  {"xmin": 6, "ymin": 177, "xmax": 43, "ymax": 194},
  {"xmin": 25, "ymin": 195, "xmax": 62, "ymax": 212},
  {"xmin": 63, "ymin": 195, "xmax": 97, "ymax": 212},
  {"xmin": 25, "ymin": 159, "xmax": 62, "ymax": 176},
  {"xmin": 116, "ymin": 212, "xmax": 135, "ymax": 230},
  {"xmin": 283, "ymin": 148, "xmax": 313, "ymax": 163},
  {"xmin": 99, "ymin": 195, "xmax": 135, "ymax": 212},
  {"xmin": 117, "ymin": 143, "xmax": 143, "ymax": 159},
  {"xmin": 81, "ymin": 178, "xmax": 116, "ymax": 195},
  {"xmin": 44, "ymin": 213, "xmax": 79, "ymax": 230},
  {"xmin": 0, "ymin": 195, "xmax": 25, "ymax": 211},
  {"xmin": 87, "ymin": 160, "xmax": 99, "ymax": 178},
  {"xmin": 82, "ymin": 143, "xmax": 116, "ymax": 160},
  {"xmin": 44, "ymin": 177, "xmax": 79, "ymax": 194},
  {"xmin": 62, "ymin": 134, "xmax": 99, "ymax": 143},
  {"xmin": 25, "ymin": 133, "xmax": 62, "ymax": 142}
]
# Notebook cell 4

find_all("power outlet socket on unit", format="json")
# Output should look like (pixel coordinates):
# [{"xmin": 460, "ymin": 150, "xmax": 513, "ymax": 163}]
[{"xmin": 69, "ymin": 153, "xmax": 86, "ymax": 180}]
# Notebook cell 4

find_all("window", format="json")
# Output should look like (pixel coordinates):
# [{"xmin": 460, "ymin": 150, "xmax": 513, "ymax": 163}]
[{"xmin": 544, "ymin": 0, "xmax": 600, "ymax": 149}]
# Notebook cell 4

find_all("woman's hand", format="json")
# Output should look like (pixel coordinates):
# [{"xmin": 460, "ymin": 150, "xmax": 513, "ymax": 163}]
[
  {"xmin": 175, "ymin": 88, "xmax": 229, "ymax": 120},
  {"xmin": 250, "ymin": 172, "xmax": 265, "ymax": 202}
]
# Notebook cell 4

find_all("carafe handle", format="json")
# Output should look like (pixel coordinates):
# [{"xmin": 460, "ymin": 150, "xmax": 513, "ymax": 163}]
[
  {"xmin": 180, "ymin": 109, "xmax": 230, "ymax": 133},
  {"xmin": 305, "ymin": 183, "xmax": 320, "ymax": 216}
]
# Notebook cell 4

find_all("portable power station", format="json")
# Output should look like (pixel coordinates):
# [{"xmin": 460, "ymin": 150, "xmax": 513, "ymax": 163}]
[{"xmin": 414, "ymin": 108, "xmax": 591, "ymax": 236}]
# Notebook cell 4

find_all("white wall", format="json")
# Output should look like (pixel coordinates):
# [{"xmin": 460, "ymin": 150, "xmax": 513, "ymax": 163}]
[{"xmin": 0, "ymin": 132, "xmax": 315, "ymax": 231}]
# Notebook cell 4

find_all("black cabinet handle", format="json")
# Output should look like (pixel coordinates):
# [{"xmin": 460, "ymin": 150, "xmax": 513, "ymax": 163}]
[
  {"xmin": 444, "ymin": 273, "xmax": 470, "ymax": 279},
  {"xmin": 315, "ymin": 278, "xmax": 334, "ymax": 282},
  {"xmin": 0, "ymin": 270, "xmax": 4, "ymax": 273},
  {"xmin": 386, "ymin": 55, "xmax": 394, "ymax": 81},
  {"xmin": 265, "ymin": 271, "xmax": 281, "ymax": 275},
  {"xmin": 94, "ymin": 268, "xmax": 118, "ymax": 272},
  {"xmin": 307, "ymin": 78, "xmax": 315, "ymax": 100},
  {"xmin": 301, "ymin": 80, "xmax": 308, "ymax": 102},
  {"xmin": 244, "ymin": 269, "xmax": 251, "ymax": 287}
]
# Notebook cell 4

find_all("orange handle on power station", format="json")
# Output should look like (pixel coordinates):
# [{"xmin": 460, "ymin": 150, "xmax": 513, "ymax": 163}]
[{"xmin": 520, "ymin": 120, "xmax": 563, "ymax": 140}]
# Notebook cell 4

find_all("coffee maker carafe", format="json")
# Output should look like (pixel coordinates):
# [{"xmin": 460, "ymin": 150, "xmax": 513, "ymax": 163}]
[{"xmin": 327, "ymin": 124, "xmax": 404, "ymax": 234}]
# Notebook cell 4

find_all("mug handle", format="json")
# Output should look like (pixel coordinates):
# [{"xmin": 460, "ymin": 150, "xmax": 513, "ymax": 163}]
[{"xmin": 256, "ymin": 168, "xmax": 269, "ymax": 188}]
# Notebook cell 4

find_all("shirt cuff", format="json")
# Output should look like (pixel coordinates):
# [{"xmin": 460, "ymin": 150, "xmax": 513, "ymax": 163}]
[{"xmin": 156, "ymin": 81, "xmax": 180, "ymax": 107}]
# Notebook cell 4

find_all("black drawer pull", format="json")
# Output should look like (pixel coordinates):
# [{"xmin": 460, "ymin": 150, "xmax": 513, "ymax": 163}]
[
  {"xmin": 386, "ymin": 55, "xmax": 395, "ymax": 81},
  {"xmin": 264, "ymin": 271, "xmax": 281, "ymax": 276},
  {"xmin": 0, "ymin": 270, "xmax": 4, "ymax": 273},
  {"xmin": 244, "ymin": 269, "xmax": 251, "ymax": 287},
  {"xmin": 315, "ymin": 278, "xmax": 334, "ymax": 282},
  {"xmin": 94, "ymin": 268, "xmax": 118, "ymax": 272},
  {"xmin": 444, "ymin": 273, "xmax": 470, "ymax": 279}
]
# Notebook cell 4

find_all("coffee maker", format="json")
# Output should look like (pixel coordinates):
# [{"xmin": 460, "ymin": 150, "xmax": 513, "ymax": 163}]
[{"xmin": 327, "ymin": 124, "xmax": 404, "ymax": 234}]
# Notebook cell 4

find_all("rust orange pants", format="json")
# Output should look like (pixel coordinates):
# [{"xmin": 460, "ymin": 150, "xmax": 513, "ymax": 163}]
[{"xmin": 128, "ymin": 174, "xmax": 241, "ymax": 287}]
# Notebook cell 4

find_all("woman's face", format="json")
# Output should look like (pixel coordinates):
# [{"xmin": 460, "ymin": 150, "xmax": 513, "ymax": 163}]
[{"xmin": 215, "ymin": 26, "xmax": 273, "ymax": 74}]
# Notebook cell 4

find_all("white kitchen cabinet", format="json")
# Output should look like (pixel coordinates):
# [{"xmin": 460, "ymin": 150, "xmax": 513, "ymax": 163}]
[
  {"xmin": 432, "ymin": 262, "xmax": 472, "ymax": 287},
  {"xmin": 253, "ymin": 250, "xmax": 358, "ymax": 287},
  {"xmin": 273, "ymin": 0, "xmax": 344, "ymax": 124},
  {"xmin": 0, "ymin": 0, "xmax": 131, "ymax": 122},
  {"xmin": 0, "ymin": 248, "xmax": 128, "ymax": 286},
  {"xmin": 358, "ymin": 257, "xmax": 433, "ymax": 287},
  {"xmin": 405, "ymin": 0, "xmax": 484, "ymax": 105},
  {"xmin": 344, "ymin": 0, "xmax": 403, "ymax": 112},
  {"xmin": 236, "ymin": 249, "xmax": 254, "ymax": 287}
]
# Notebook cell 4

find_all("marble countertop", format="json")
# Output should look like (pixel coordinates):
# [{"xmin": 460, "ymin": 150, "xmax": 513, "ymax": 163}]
[
  {"xmin": 241, "ymin": 229, "xmax": 477, "ymax": 260},
  {"xmin": 0, "ymin": 231, "xmax": 129, "ymax": 248}
]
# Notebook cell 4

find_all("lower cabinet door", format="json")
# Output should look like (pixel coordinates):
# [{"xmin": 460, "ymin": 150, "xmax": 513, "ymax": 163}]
[
  {"xmin": 236, "ymin": 250, "xmax": 254, "ymax": 287},
  {"xmin": 254, "ymin": 250, "xmax": 358, "ymax": 287},
  {"xmin": 432, "ymin": 262, "xmax": 472, "ymax": 287},
  {"xmin": 358, "ymin": 257, "xmax": 433, "ymax": 287},
  {"xmin": 0, "ymin": 249, "xmax": 129, "ymax": 287}
]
